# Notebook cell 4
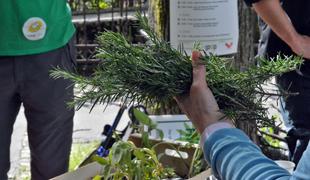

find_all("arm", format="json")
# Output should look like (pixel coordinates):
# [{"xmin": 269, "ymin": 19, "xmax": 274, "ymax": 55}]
[
  {"xmin": 175, "ymin": 51, "xmax": 304, "ymax": 179},
  {"xmin": 251, "ymin": 0, "xmax": 310, "ymax": 58},
  {"xmin": 204, "ymin": 128, "xmax": 291, "ymax": 180}
]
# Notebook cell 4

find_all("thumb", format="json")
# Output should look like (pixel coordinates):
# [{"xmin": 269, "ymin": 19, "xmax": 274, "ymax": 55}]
[{"xmin": 191, "ymin": 51, "xmax": 206, "ymax": 84}]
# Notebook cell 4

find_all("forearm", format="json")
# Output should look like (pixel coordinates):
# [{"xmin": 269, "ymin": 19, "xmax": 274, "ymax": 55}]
[
  {"xmin": 203, "ymin": 128, "xmax": 291, "ymax": 180},
  {"xmin": 252, "ymin": 0, "xmax": 299, "ymax": 49}
]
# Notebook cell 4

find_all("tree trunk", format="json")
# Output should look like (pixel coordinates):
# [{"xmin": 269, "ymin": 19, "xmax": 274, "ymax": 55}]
[
  {"xmin": 235, "ymin": 0, "xmax": 258, "ymax": 70},
  {"xmin": 235, "ymin": 0, "xmax": 260, "ymax": 144},
  {"xmin": 148, "ymin": 0, "xmax": 169, "ymax": 40}
]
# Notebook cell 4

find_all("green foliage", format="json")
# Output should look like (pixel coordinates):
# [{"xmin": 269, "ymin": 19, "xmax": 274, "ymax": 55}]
[
  {"xmin": 51, "ymin": 13, "xmax": 303, "ymax": 127},
  {"xmin": 177, "ymin": 123, "xmax": 199, "ymax": 144},
  {"xmin": 69, "ymin": 0, "xmax": 111, "ymax": 11},
  {"xmin": 133, "ymin": 108, "xmax": 154, "ymax": 127},
  {"xmin": 133, "ymin": 108, "xmax": 164, "ymax": 147},
  {"xmin": 69, "ymin": 141, "xmax": 100, "ymax": 171},
  {"xmin": 89, "ymin": 108, "xmax": 205, "ymax": 179},
  {"xmin": 177, "ymin": 123, "xmax": 205, "ymax": 177},
  {"xmin": 91, "ymin": 137, "xmax": 175, "ymax": 179},
  {"xmin": 260, "ymin": 127, "xmax": 280, "ymax": 147}
]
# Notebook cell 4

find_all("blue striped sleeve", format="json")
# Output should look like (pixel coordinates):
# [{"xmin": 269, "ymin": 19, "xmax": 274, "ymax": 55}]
[{"xmin": 203, "ymin": 128, "xmax": 291, "ymax": 180}]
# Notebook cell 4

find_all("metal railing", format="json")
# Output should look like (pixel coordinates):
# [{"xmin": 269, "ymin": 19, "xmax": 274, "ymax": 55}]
[{"xmin": 68, "ymin": 0, "xmax": 148, "ymax": 75}]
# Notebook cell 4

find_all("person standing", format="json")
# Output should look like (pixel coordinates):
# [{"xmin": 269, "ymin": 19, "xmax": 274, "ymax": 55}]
[
  {"xmin": 0, "ymin": 1, "xmax": 76, "ymax": 179},
  {"xmin": 244, "ymin": 0, "xmax": 310, "ymax": 165}
]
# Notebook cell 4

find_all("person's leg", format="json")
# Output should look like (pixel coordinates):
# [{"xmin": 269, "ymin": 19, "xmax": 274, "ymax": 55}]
[
  {"xmin": 0, "ymin": 57, "xmax": 22, "ymax": 180},
  {"xmin": 277, "ymin": 71, "xmax": 310, "ymax": 129},
  {"xmin": 19, "ymin": 39, "xmax": 76, "ymax": 180},
  {"xmin": 277, "ymin": 71, "xmax": 310, "ymax": 164}
]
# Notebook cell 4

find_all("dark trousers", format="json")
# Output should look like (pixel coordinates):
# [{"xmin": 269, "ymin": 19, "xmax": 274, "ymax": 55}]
[
  {"xmin": 286, "ymin": 128, "xmax": 310, "ymax": 165},
  {"xmin": 277, "ymin": 71, "xmax": 310, "ymax": 165},
  {"xmin": 0, "ymin": 39, "xmax": 75, "ymax": 180}
]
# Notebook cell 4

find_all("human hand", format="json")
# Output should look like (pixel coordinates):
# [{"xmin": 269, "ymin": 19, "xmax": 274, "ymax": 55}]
[
  {"xmin": 175, "ymin": 51, "xmax": 229, "ymax": 134},
  {"xmin": 290, "ymin": 34, "xmax": 310, "ymax": 59}
]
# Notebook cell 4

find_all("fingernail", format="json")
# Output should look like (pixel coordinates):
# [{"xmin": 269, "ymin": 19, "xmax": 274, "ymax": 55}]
[{"xmin": 192, "ymin": 51, "xmax": 201, "ymax": 61}]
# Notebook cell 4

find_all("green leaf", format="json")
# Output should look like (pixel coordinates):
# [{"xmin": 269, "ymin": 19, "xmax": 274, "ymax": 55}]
[
  {"xmin": 190, "ymin": 131, "xmax": 199, "ymax": 139},
  {"xmin": 92, "ymin": 155, "xmax": 109, "ymax": 165},
  {"xmin": 149, "ymin": 123, "xmax": 158, "ymax": 131},
  {"xmin": 102, "ymin": 164, "xmax": 111, "ymax": 180},
  {"xmin": 99, "ymin": 2, "xmax": 109, "ymax": 9},
  {"xmin": 133, "ymin": 108, "xmax": 153, "ymax": 126},
  {"xmin": 133, "ymin": 149, "xmax": 145, "ymax": 161},
  {"xmin": 110, "ymin": 141, "xmax": 134, "ymax": 166},
  {"xmin": 156, "ymin": 129, "xmax": 164, "ymax": 140},
  {"xmin": 112, "ymin": 146, "xmax": 123, "ymax": 164},
  {"xmin": 184, "ymin": 123, "xmax": 191, "ymax": 130},
  {"xmin": 122, "ymin": 148, "xmax": 132, "ymax": 165},
  {"xmin": 142, "ymin": 148, "xmax": 157, "ymax": 161},
  {"xmin": 92, "ymin": 175, "xmax": 102, "ymax": 180},
  {"xmin": 134, "ymin": 167, "xmax": 143, "ymax": 180},
  {"xmin": 142, "ymin": 132, "xmax": 150, "ymax": 147},
  {"xmin": 177, "ymin": 129, "xmax": 186, "ymax": 136}
]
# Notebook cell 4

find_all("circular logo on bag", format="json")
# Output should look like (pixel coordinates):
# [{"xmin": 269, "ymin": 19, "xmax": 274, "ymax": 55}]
[{"xmin": 22, "ymin": 17, "xmax": 47, "ymax": 41}]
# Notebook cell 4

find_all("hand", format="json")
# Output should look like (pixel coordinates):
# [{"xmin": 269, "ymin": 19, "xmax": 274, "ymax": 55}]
[
  {"xmin": 175, "ymin": 51, "xmax": 229, "ymax": 134},
  {"xmin": 290, "ymin": 34, "xmax": 310, "ymax": 59}
]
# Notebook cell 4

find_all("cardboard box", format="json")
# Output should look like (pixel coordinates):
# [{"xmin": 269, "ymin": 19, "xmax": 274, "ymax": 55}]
[
  {"xmin": 52, "ymin": 164, "xmax": 213, "ymax": 180},
  {"xmin": 188, "ymin": 169, "xmax": 213, "ymax": 180},
  {"xmin": 51, "ymin": 162, "xmax": 103, "ymax": 180}
]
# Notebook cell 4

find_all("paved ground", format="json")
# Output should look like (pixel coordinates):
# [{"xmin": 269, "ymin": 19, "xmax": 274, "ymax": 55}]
[{"xmin": 8, "ymin": 102, "xmax": 131, "ymax": 179}]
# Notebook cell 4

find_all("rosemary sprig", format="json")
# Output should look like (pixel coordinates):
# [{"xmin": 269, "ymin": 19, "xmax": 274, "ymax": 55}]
[{"xmin": 51, "ymin": 13, "xmax": 303, "ymax": 127}]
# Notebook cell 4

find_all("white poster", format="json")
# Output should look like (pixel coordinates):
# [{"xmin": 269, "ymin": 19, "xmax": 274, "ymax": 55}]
[{"xmin": 170, "ymin": 0, "xmax": 239, "ymax": 55}]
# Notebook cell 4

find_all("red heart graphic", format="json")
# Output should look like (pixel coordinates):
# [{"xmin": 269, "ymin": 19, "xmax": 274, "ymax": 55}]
[{"xmin": 225, "ymin": 42, "xmax": 233, "ymax": 49}]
